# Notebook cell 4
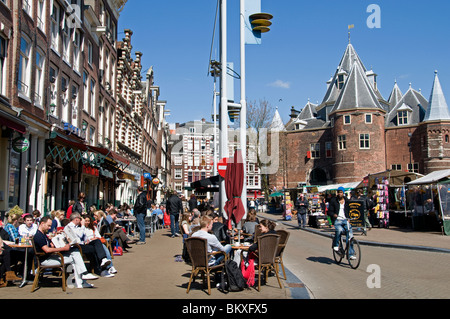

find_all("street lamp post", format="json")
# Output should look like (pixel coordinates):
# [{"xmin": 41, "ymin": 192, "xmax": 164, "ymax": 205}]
[{"xmin": 219, "ymin": 0, "xmax": 228, "ymax": 218}]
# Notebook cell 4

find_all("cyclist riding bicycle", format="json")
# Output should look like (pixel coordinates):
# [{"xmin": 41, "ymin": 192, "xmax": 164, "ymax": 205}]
[{"xmin": 327, "ymin": 187, "xmax": 356, "ymax": 260}]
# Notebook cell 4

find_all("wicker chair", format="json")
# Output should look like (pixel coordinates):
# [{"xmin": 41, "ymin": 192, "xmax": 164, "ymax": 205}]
[
  {"xmin": 256, "ymin": 233, "xmax": 282, "ymax": 291},
  {"xmin": 185, "ymin": 237, "xmax": 227, "ymax": 295},
  {"xmin": 275, "ymin": 230, "xmax": 290, "ymax": 280},
  {"xmin": 30, "ymin": 238, "xmax": 67, "ymax": 292}
]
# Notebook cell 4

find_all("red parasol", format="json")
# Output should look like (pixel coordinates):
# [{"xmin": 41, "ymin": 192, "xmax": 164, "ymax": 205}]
[{"xmin": 224, "ymin": 149, "xmax": 245, "ymax": 229}]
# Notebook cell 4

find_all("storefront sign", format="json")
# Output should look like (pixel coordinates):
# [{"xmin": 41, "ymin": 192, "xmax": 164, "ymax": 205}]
[
  {"xmin": 12, "ymin": 137, "xmax": 29, "ymax": 153},
  {"xmin": 83, "ymin": 165, "xmax": 99, "ymax": 177},
  {"xmin": 143, "ymin": 172, "xmax": 152, "ymax": 179},
  {"xmin": 152, "ymin": 178, "xmax": 160, "ymax": 185},
  {"xmin": 349, "ymin": 200, "xmax": 364, "ymax": 228}
]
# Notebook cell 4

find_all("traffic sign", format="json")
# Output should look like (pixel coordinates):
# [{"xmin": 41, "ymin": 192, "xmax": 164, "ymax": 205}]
[{"xmin": 217, "ymin": 157, "xmax": 228, "ymax": 178}]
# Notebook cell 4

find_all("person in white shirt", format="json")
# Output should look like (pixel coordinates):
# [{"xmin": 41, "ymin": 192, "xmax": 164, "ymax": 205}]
[
  {"xmin": 191, "ymin": 215, "xmax": 231, "ymax": 266},
  {"xmin": 65, "ymin": 213, "xmax": 110, "ymax": 276},
  {"xmin": 18, "ymin": 215, "xmax": 37, "ymax": 238}
]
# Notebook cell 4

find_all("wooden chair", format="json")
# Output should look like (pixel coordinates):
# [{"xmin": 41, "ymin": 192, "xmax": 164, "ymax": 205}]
[
  {"xmin": 30, "ymin": 238, "xmax": 67, "ymax": 292},
  {"xmin": 255, "ymin": 233, "xmax": 282, "ymax": 292},
  {"xmin": 275, "ymin": 230, "xmax": 290, "ymax": 280},
  {"xmin": 185, "ymin": 237, "xmax": 227, "ymax": 295}
]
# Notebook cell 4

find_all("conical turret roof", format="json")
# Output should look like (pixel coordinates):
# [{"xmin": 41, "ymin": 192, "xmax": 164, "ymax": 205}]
[
  {"xmin": 331, "ymin": 61, "xmax": 383, "ymax": 113},
  {"xmin": 424, "ymin": 71, "xmax": 450, "ymax": 122}
]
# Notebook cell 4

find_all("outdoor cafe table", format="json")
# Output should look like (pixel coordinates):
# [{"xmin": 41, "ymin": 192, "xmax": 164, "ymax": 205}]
[{"xmin": 8, "ymin": 243, "xmax": 32, "ymax": 288}]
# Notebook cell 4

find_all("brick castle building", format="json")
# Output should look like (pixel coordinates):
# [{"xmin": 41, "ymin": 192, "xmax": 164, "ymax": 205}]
[{"xmin": 270, "ymin": 42, "xmax": 450, "ymax": 190}]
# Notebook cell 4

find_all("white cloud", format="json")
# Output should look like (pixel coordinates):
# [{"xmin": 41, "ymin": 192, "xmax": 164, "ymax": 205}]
[{"xmin": 268, "ymin": 79, "xmax": 291, "ymax": 89}]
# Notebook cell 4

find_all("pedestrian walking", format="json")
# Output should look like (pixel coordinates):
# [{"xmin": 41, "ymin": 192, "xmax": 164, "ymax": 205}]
[
  {"xmin": 167, "ymin": 191, "xmax": 183, "ymax": 238},
  {"xmin": 134, "ymin": 187, "xmax": 148, "ymax": 245}
]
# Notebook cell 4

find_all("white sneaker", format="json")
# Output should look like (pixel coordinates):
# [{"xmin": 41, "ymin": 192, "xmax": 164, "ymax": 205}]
[
  {"xmin": 108, "ymin": 266, "xmax": 118, "ymax": 274},
  {"xmin": 100, "ymin": 270, "xmax": 114, "ymax": 278},
  {"xmin": 82, "ymin": 273, "xmax": 99, "ymax": 280},
  {"xmin": 333, "ymin": 247, "xmax": 339, "ymax": 252},
  {"xmin": 349, "ymin": 255, "xmax": 357, "ymax": 260},
  {"xmin": 77, "ymin": 281, "xmax": 94, "ymax": 289},
  {"xmin": 101, "ymin": 258, "xmax": 111, "ymax": 268}
]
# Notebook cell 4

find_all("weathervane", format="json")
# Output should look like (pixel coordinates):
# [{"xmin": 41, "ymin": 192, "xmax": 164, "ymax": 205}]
[{"xmin": 348, "ymin": 24, "xmax": 354, "ymax": 43}]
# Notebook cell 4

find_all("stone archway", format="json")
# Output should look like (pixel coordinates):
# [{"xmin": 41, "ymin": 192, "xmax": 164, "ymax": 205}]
[{"xmin": 309, "ymin": 168, "xmax": 328, "ymax": 185}]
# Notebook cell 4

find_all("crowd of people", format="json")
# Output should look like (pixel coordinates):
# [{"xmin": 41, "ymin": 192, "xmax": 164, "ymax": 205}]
[
  {"xmin": 0, "ymin": 190, "xmax": 276, "ymax": 291},
  {"xmin": 0, "ymin": 188, "xmax": 175, "ymax": 289}
]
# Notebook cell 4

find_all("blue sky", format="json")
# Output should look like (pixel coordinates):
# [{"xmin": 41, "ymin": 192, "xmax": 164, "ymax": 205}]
[{"xmin": 118, "ymin": 0, "xmax": 450, "ymax": 125}]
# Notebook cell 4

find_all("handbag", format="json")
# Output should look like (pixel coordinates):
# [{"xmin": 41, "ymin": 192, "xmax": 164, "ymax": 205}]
[{"xmin": 113, "ymin": 242, "xmax": 123, "ymax": 256}]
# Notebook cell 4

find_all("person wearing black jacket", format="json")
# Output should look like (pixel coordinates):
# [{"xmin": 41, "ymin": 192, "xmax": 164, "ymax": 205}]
[
  {"xmin": 134, "ymin": 187, "xmax": 148, "ymax": 244},
  {"xmin": 167, "ymin": 191, "xmax": 183, "ymax": 238},
  {"xmin": 327, "ymin": 187, "xmax": 356, "ymax": 259},
  {"xmin": 188, "ymin": 194, "xmax": 198, "ymax": 212}
]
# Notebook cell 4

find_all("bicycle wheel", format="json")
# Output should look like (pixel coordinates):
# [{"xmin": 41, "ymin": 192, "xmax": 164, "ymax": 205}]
[
  {"xmin": 348, "ymin": 238, "xmax": 361, "ymax": 269},
  {"xmin": 332, "ymin": 238, "xmax": 344, "ymax": 264}
]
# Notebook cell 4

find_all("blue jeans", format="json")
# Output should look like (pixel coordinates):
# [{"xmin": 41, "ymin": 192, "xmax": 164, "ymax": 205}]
[
  {"xmin": 298, "ymin": 213, "xmax": 307, "ymax": 228},
  {"xmin": 333, "ymin": 219, "xmax": 354, "ymax": 256},
  {"xmin": 136, "ymin": 213, "xmax": 146, "ymax": 242},
  {"xmin": 170, "ymin": 214, "xmax": 179, "ymax": 236},
  {"xmin": 214, "ymin": 244, "xmax": 232, "ymax": 265}
]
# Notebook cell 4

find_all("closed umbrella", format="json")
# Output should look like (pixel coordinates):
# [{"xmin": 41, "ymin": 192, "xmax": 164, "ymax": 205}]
[{"xmin": 224, "ymin": 149, "xmax": 245, "ymax": 234}]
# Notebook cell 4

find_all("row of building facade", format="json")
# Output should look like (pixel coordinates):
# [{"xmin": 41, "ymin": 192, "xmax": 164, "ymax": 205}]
[{"xmin": 0, "ymin": 0, "xmax": 172, "ymax": 217}]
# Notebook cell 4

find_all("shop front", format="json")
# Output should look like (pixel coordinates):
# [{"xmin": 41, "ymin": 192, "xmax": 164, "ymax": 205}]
[{"xmin": 0, "ymin": 106, "xmax": 28, "ymax": 218}]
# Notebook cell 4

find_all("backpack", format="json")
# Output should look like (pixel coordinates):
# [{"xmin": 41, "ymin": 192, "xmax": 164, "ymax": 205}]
[{"xmin": 224, "ymin": 260, "xmax": 247, "ymax": 292}]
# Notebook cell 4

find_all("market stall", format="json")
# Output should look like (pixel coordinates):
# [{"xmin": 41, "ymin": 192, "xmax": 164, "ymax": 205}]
[
  {"xmin": 356, "ymin": 170, "xmax": 423, "ymax": 229},
  {"xmin": 407, "ymin": 169, "xmax": 450, "ymax": 234}
]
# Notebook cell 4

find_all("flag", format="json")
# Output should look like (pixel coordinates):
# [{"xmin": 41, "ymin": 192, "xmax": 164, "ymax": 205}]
[{"xmin": 348, "ymin": 24, "xmax": 355, "ymax": 30}]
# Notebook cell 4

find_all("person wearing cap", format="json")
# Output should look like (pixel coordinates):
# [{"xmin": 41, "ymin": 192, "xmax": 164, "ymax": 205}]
[
  {"xmin": 327, "ymin": 187, "xmax": 356, "ymax": 259},
  {"xmin": 295, "ymin": 193, "xmax": 309, "ymax": 229}
]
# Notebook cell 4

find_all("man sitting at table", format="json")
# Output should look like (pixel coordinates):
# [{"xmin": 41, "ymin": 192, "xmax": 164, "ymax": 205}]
[
  {"xmin": 65, "ymin": 213, "xmax": 110, "ymax": 275},
  {"xmin": 34, "ymin": 216, "xmax": 98, "ymax": 288},
  {"xmin": 191, "ymin": 215, "xmax": 231, "ymax": 266}
]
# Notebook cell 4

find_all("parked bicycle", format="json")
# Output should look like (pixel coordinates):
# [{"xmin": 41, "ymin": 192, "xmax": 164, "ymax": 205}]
[{"xmin": 332, "ymin": 220, "xmax": 361, "ymax": 269}]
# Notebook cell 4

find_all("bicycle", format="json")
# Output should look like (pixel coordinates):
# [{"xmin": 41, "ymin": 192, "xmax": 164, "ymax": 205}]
[{"xmin": 331, "ymin": 220, "xmax": 361, "ymax": 269}]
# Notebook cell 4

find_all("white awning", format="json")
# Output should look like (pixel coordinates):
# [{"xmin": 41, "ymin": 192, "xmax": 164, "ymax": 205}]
[
  {"xmin": 407, "ymin": 169, "xmax": 450, "ymax": 185},
  {"xmin": 317, "ymin": 182, "xmax": 361, "ymax": 193}
]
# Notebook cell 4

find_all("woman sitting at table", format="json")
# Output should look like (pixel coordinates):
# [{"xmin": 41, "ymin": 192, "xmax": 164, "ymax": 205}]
[
  {"xmin": 242, "ymin": 209, "xmax": 259, "ymax": 241},
  {"xmin": 83, "ymin": 216, "xmax": 117, "ymax": 277},
  {"xmin": 248, "ymin": 219, "xmax": 277, "ymax": 253}
]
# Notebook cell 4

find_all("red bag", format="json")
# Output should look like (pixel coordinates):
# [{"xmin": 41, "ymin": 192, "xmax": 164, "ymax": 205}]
[
  {"xmin": 241, "ymin": 258, "xmax": 255, "ymax": 287},
  {"xmin": 113, "ymin": 242, "xmax": 123, "ymax": 256},
  {"xmin": 163, "ymin": 212, "xmax": 171, "ymax": 227}
]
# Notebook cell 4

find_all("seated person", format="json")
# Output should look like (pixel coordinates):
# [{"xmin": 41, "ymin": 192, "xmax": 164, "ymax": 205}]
[
  {"xmin": 34, "ymin": 216, "xmax": 98, "ymax": 288},
  {"xmin": 3, "ymin": 213, "xmax": 21, "ymax": 243},
  {"xmin": 211, "ymin": 213, "xmax": 229, "ymax": 244},
  {"xmin": 248, "ymin": 219, "xmax": 277, "ymax": 253},
  {"xmin": 191, "ymin": 215, "xmax": 231, "ymax": 266},
  {"xmin": 18, "ymin": 214, "xmax": 37, "ymax": 239},
  {"xmin": 242, "ymin": 209, "xmax": 259, "ymax": 240},
  {"xmin": 83, "ymin": 216, "xmax": 117, "ymax": 277},
  {"xmin": 96, "ymin": 210, "xmax": 135, "ymax": 251},
  {"xmin": 0, "ymin": 237, "xmax": 22, "ymax": 287},
  {"xmin": 65, "ymin": 213, "xmax": 110, "ymax": 276}
]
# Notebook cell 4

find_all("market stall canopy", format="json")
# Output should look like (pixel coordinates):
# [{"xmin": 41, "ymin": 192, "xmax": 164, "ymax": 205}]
[
  {"xmin": 357, "ymin": 170, "xmax": 424, "ymax": 188},
  {"xmin": 406, "ymin": 169, "xmax": 450, "ymax": 185},
  {"xmin": 317, "ymin": 182, "xmax": 360, "ymax": 193},
  {"xmin": 269, "ymin": 191, "xmax": 284, "ymax": 197}
]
